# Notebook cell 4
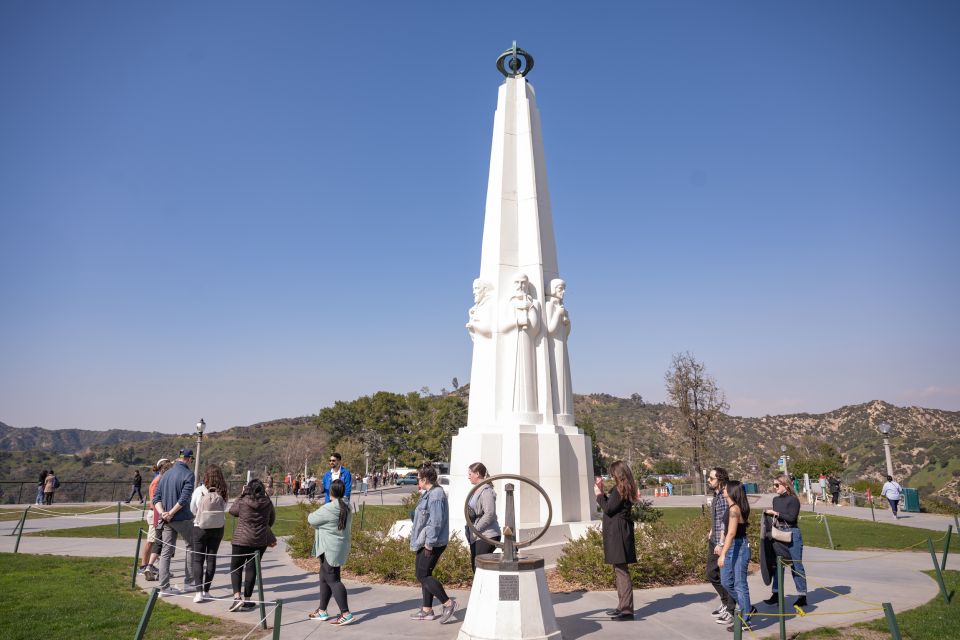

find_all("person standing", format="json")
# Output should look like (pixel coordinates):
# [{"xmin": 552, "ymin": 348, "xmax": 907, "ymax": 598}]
[
  {"xmin": 881, "ymin": 475, "xmax": 903, "ymax": 519},
  {"xmin": 127, "ymin": 470, "xmax": 143, "ymax": 503},
  {"xmin": 140, "ymin": 458, "xmax": 170, "ymax": 579},
  {"xmin": 718, "ymin": 480, "xmax": 757, "ymax": 631},
  {"xmin": 594, "ymin": 460, "xmax": 638, "ymax": 621},
  {"xmin": 307, "ymin": 479, "xmax": 355, "ymax": 626},
  {"xmin": 265, "ymin": 473, "xmax": 274, "ymax": 497},
  {"xmin": 322, "ymin": 453, "xmax": 353, "ymax": 504},
  {"xmin": 762, "ymin": 473, "xmax": 808, "ymax": 608},
  {"xmin": 228, "ymin": 479, "xmax": 277, "ymax": 611},
  {"xmin": 828, "ymin": 476, "xmax": 841, "ymax": 506},
  {"xmin": 43, "ymin": 469, "xmax": 58, "ymax": 505},
  {"xmin": 153, "ymin": 449, "xmax": 197, "ymax": 593},
  {"xmin": 36, "ymin": 469, "xmax": 48, "ymax": 505},
  {"xmin": 706, "ymin": 467, "xmax": 737, "ymax": 626},
  {"xmin": 190, "ymin": 464, "xmax": 228, "ymax": 603},
  {"xmin": 409, "ymin": 464, "xmax": 457, "ymax": 623},
  {"xmin": 465, "ymin": 462, "xmax": 501, "ymax": 573}
]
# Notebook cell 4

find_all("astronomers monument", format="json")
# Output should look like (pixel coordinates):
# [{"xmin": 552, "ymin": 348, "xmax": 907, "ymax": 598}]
[{"xmin": 448, "ymin": 45, "xmax": 596, "ymax": 538}]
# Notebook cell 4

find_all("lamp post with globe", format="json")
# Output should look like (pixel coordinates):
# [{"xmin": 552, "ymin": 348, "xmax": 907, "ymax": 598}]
[
  {"xmin": 879, "ymin": 422, "xmax": 894, "ymax": 478},
  {"xmin": 194, "ymin": 418, "xmax": 206, "ymax": 478}
]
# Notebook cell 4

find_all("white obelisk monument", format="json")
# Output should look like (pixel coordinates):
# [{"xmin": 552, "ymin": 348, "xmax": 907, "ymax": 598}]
[{"xmin": 449, "ymin": 45, "xmax": 595, "ymax": 539}]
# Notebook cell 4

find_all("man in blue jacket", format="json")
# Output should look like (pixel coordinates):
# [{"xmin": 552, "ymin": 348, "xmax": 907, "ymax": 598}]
[
  {"xmin": 321, "ymin": 452, "xmax": 353, "ymax": 503},
  {"xmin": 153, "ymin": 449, "xmax": 196, "ymax": 592}
]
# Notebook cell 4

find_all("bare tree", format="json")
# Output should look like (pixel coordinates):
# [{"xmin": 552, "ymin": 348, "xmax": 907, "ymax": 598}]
[{"xmin": 664, "ymin": 352, "xmax": 729, "ymax": 493}]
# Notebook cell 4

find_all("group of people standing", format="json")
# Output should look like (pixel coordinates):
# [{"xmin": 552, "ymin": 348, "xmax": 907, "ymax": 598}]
[{"xmin": 35, "ymin": 469, "xmax": 58, "ymax": 505}]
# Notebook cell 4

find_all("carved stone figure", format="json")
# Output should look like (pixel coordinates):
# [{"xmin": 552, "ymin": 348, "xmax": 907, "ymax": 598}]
[
  {"xmin": 466, "ymin": 279, "xmax": 494, "ymax": 341},
  {"xmin": 545, "ymin": 278, "xmax": 573, "ymax": 417},
  {"xmin": 504, "ymin": 273, "xmax": 540, "ymax": 414}
]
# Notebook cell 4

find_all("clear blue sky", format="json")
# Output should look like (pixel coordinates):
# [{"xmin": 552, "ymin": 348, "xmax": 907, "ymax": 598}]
[{"xmin": 2, "ymin": 2, "xmax": 958, "ymax": 433}]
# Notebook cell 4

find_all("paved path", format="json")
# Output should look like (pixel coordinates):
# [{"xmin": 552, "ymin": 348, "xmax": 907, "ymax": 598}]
[{"xmin": 5, "ymin": 525, "xmax": 953, "ymax": 640}]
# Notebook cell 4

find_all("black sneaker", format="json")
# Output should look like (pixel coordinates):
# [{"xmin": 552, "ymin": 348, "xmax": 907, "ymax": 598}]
[
  {"xmin": 605, "ymin": 609, "xmax": 621, "ymax": 616},
  {"xmin": 793, "ymin": 595, "xmax": 807, "ymax": 608},
  {"xmin": 228, "ymin": 597, "xmax": 244, "ymax": 612},
  {"xmin": 763, "ymin": 594, "xmax": 779, "ymax": 605}
]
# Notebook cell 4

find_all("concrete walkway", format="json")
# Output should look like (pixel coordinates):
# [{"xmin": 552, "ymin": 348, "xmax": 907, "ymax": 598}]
[{"xmin": 4, "ymin": 525, "xmax": 952, "ymax": 640}]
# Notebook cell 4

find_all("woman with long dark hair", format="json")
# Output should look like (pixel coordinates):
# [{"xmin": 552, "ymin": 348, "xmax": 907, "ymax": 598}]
[
  {"xmin": 593, "ymin": 460, "xmax": 638, "ymax": 621},
  {"xmin": 718, "ymin": 480, "xmax": 757, "ymax": 630},
  {"xmin": 227, "ymin": 478, "xmax": 276, "ymax": 612},
  {"xmin": 307, "ymin": 478, "xmax": 355, "ymax": 626},
  {"xmin": 762, "ymin": 473, "xmax": 807, "ymax": 607},
  {"xmin": 465, "ymin": 462, "xmax": 501, "ymax": 573},
  {"xmin": 190, "ymin": 464, "xmax": 229, "ymax": 602}
]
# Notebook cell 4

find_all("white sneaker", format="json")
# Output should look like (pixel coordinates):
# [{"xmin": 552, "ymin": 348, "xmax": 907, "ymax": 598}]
[
  {"xmin": 193, "ymin": 592, "xmax": 204, "ymax": 603},
  {"xmin": 203, "ymin": 591, "xmax": 211, "ymax": 600},
  {"xmin": 715, "ymin": 611, "xmax": 732, "ymax": 624}
]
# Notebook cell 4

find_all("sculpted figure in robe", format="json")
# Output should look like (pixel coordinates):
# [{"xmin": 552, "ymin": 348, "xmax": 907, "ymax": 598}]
[
  {"xmin": 465, "ymin": 279, "xmax": 494, "ymax": 341},
  {"xmin": 545, "ymin": 278, "xmax": 574, "ymax": 417},
  {"xmin": 504, "ymin": 273, "xmax": 540, "ymax": 414}
]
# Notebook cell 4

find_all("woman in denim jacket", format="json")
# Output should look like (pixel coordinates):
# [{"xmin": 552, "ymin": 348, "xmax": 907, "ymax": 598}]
[{"xmin": 408, "ymin": 464, "xmax": 457, "ymax": 623}]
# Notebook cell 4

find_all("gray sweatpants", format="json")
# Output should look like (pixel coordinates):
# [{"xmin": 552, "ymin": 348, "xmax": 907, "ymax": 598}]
[{"xmin": 158, "ymin": 518, "xmax": 196, "ymax": 589}]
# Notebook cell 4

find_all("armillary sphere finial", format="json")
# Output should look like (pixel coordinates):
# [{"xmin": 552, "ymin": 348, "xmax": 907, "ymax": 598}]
[{"xmin": 496, "ymin": 41, "xmax": 534, "ymax": 78}]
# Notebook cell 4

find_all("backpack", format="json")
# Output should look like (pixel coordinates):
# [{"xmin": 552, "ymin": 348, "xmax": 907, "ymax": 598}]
[
  {"xmin": 53, "ymin": 476, "xmax": 61, "ymax": 489},
  {"xmin": 195, "ymin": 489, "xmax": 226, "ymax": 529}
]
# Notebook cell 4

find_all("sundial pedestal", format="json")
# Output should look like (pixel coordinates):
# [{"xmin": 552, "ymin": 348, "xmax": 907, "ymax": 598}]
[{"xmin": 457, "ymin": 555, "xmax": 560, "ymax": 640}]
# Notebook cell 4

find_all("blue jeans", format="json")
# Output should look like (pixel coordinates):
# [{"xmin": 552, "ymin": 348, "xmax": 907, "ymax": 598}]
[
  {"xmin": 720, "ymin": 537, "xmax": 751, "ymax": 615},
  {"xmin": 771, "ymin": 527, "xmax": 807, "ymax": 595}
]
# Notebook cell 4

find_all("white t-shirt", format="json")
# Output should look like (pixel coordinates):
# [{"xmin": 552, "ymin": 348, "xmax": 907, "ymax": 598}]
[{"xmin": 881, "ymin": 481, "xmax": 902, "ymax": 501}]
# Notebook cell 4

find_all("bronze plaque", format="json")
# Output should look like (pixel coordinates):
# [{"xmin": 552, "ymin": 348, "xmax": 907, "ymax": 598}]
[{"xmin": 499, "ymin": 574, "xmax": 520, "ymax": 601}]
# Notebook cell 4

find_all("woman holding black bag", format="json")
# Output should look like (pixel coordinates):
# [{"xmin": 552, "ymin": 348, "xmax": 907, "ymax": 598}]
[
  {"xmin": 594, "ymin": 460, "xmax": 637, "ymax": 621},
  {"xmin": 763, "ymin": 473, "xmax": 807, "ymax": 608}
]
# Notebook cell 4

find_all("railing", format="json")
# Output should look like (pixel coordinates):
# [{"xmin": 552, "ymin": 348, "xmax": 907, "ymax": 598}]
[{"xmin": 0, "ymin": 479, "xmax": 256, "ymax": 505}]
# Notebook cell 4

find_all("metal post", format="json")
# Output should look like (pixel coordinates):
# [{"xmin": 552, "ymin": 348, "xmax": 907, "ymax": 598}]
[
  {"xmin": 733, "ymin": 611, "xmax": 743, "ymax": 640},
  {"xmin": 117, "ymin": 501, "xmax": 122, "ymax": 537},
  {"xmin": 777, "ymin": 556, "xmax": 786, "ymax": 640},
  {"xmin": 869, "ymin": 495, "xmax": 876, "ymax": 522},
  {"xmin": 927, "ymin": 537, "xmax": 951, "ymax": 604},
  {"xmin": 134, "ymin": 587, "xmax": 160, "ymax": 640},
  {"xmin": 272, "ymin": 599, "xmax": 283, "ymax": 639},
  {"xmin": 942, "ymin": 525, "xmax": 953, "ymax": 572},
  {"xmin": 11, "ymin": 505, "xmax": 30, "ymax": 537},
  {"xmin": 255, "ymin": 551, "xmax": 267, "ymax": 629},
  {"xmin": 111, "ymin": 482, "xmax": 117, "ymax": 502},
  {"xmin": 16, "ymin": 482, "xmax": 24, "ymax": 504},
  {"xmin": 132, "ymin": 528, "xmax": 144, "ymax": 588},
  {"xmin": 823, "ymin": 515, "xmax": 835, "ymax": 550},
  {"xmin": 13, "ymin": 506, "xmax": 30, "ymax": 553},
  {"xmin": 81, "ymin": 481, "xmax": 87, "ymax": 503},
  {"xmin": 359, "ymin": 503, "xmax": 365, "ymax": 530},
  {"xmin": 502, "ymin": 483, "xmax": 517, "ymax": 562},
  {"xmin": 882, "ymin": 602, "xmax": 902, "ymax": 640}
]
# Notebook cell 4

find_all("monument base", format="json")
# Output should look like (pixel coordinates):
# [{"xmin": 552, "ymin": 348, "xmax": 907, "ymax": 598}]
[
  {"xmin": 457, "ymin": 555, "xmax": 561, "ymax": 640},
  {"xmin": 448, "ymin": 425, "xmax": 596, "ymax": 538}
]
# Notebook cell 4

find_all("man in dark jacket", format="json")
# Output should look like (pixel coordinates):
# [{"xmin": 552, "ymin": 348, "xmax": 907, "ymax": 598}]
[
  {"xmin": 126, "ymin": 469, "xmax": 143, "ymax": 503},
  {"xmin": 828, "ymin": 476, "xmax": 841, "ymax": 505},
  {"xmin": 153, "ymin": 449, "xmax": 196, "ymax": 592}
]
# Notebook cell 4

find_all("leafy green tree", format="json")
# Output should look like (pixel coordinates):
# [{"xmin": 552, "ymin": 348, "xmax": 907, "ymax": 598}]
[
  {"xmin": 578, "ymin": 418, "xmax": 607, "ymax": 475},
  {"xmin": 653, "ymin": 458, "xmax": 685, "ymax": 475}
]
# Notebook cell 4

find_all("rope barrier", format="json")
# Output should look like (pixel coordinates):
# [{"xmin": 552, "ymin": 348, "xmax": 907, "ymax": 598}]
[
  {"xmin": 137, "ymin": 528, "xmax": 277, "ymax": 558},
  {"xmin": 799, "ymin": 530, "xmax": 948, "ymax": 563},
  {"xmin": 239, "ymin": 605, "xmax": 278, "ymax": 640}
]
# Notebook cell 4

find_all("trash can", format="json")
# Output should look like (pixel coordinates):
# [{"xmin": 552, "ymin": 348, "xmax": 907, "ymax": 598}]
[
  {"xmin": 744, "ymin": 482, "xmax": 759, "ymax": 494},
  {"xmin": 902, "ymin": 488, "xmax": 920, "ymax": 512}
]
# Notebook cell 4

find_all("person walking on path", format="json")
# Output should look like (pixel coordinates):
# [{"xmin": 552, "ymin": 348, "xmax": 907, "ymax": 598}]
[
  {"xmin": 153, "ymin": 450, "xmax": 197, "ymax": 593},
  {"xmin": 35, "ymin": 469, "xmax": 48, "ymax": 505},
  {"xmin": 140, "ymin": 458, "xmax": 170, "ymax": 579},
  {"xmin": 594, "ymin": 460, "xmax": 638, "ymax": 621},
  {"xmin": 190, "ymin": 464, "xmax": 228, "ymax": 603},
  {"xmin": 718, "ymin": 480, "xmax": 757, "ymax": 631},
  {"xmin": 409, "ymin": 464, "xmax": 457, "ymax": 623},
  {"xmin": 881, "ymin": 475, "xmax": 903, "ymax": 519},
  {"xmin": 322, "ymin": 453, "xmax": 353, "ymax": 504},
  {"xmin": 127, "ymin": 470, "xmax": 143, "ymax": 503},
  {"xmin": 227, "ymin": 478, "xmax": 277, "ymax": 612},
  {"xmin": 265, "ymin": 473, "xmax": 274, "ymax": 496},
  {"xmin": 706, "ymin": 467, "xmax": 737, "ymax": 626},
  {"xmin": 762, "ymin": 473, "xmax": 808, "ymax": 608},
  {"xmin": 307, "ymin": 478, "xmax": 355, "ymax": 626},
  {"xmin": 43, "ymin": 470, "xmax": 58, "ymax": 505},
  {"xmin": 465, "ymin": 462, "xmax": 501, "ymax": 573}
]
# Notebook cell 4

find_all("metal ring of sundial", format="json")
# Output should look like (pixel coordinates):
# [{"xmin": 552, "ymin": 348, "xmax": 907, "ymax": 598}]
[
  {"xmin": 496, "ymin": 42, "xmax": 534, "ymax": 78},
  {"xmin": 463, "ymin": 473, "xmax": 552, "ymax": 549}
]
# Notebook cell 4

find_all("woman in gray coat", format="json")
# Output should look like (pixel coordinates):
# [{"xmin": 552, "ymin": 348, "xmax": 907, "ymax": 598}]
[
  {"xmin": 465, "ymin": 462, "xmax": 501, "ymax": 573},
  {"xmin": 594, "ymin": 460, "xmax": 637, "ymax": 621}
]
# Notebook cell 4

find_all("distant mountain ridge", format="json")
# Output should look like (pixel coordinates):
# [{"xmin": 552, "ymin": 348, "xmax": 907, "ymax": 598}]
[{"xmin": 0, "ymin": 421, "xmax": 165, "ymax": 454}]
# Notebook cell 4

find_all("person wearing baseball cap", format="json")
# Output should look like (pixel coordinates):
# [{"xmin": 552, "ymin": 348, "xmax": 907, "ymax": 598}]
[
  {"xmin": 140, "ymin": 458, "xmax": 172, "ymax": 579},
  {"xmin": 153, "ymin": 448, "xmax": 197, "ymax": 593}
]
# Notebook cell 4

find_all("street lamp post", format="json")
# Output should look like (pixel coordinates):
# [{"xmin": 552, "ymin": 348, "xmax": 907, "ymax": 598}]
[
  {"xmin": 781, "ymin": 444, "xmax": 789, "ymax": 477},
  {"xmin": 194, "ymin": 418, "xmax": 206, "ymax": 478},
  {"xmin": 879, "ymin": 422, "xmax": 894, "ymax": 478}
]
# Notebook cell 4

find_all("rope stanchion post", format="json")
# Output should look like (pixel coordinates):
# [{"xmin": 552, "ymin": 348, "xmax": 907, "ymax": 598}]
[
  {"xmin": 13, "ymin": 506, "xmax": 30, "ymax": 553},
  {"xmin": 134, "ymin": 587, "xmax": 160, "ymax": 640},
  {"xmin": 131, "ymin": 528, "xmax": 144, "ymax": 589},
  {"xmin": 823, "ymin": 515, "xmax": 835, "ymax": 550},
  {"xmin": 927, "ymin": 537, "xmax": 951, "ymax": 604},
  {"xmin": 254, "ymin": 552, "xmax": 267, "ymax": 630},
  {"xmin": 733, "ymin": 611, "xmax": 743, "ymax": 640},
  {"xmin": 777, "ymin": 556, "xmax": 786, "ymax": 640},
  {"xmin": 11, "ymin": 504, "xmax": 30, "ymax": 537},
  {"xmin": 882, "ymin": 602, "xmax": 902, "ymax": 640},
  {"xmin": 942, "ymin": 524, "xmax": 952, "ymax": 572},
  {"xmin": 869, "ymin": 494, "xmax": 876, "ymax": 522},
  {"xmin": 272, "ymin": 599, "xmax": 283, "ymax": 639}
]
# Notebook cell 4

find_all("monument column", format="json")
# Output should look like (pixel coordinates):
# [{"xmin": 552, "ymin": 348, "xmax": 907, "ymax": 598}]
[{"xmin": 451, "ymin": 44, "xmax": 595, "ymax": 539}]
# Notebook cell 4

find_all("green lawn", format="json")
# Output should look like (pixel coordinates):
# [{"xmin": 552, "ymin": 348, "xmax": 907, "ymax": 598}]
[
  {"xmin": 789, "ymin": 570, "xmax": 958, "ymax": 640},
  {"xmin": 796, "ymin": 512, "xmax": 960, "ymax": 553},
  {"xmin": 0, "ymin": 553, "xmax": 249, "ymax": 640}
]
